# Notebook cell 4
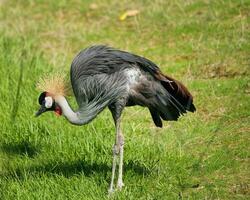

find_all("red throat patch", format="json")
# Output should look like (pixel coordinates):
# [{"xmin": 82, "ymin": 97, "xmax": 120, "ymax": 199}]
[{"xmin": 55, "ymin": 106, "xmax": 62, "ymax": 116}]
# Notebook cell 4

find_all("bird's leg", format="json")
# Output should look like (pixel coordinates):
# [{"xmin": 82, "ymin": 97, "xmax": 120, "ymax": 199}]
[
  {"xmin": 108, "ymin": 118, "xmax": 120, "ymax": 194},
  {"xmin": 108, "ymin": 102, "xmax": 125, "ymax": 194},
  {"xmin": 108, "ymin": 143, "xmax": 119, "ymax": 194},
  {"xmin": 117, "ymin": 128, "xmax": 124, "ymax": 189}
]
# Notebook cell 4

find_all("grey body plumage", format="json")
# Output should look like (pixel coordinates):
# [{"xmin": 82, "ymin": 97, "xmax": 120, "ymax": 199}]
[
  {"xmin": 70, "ymin": 45, "xmax": 195, "ymax": 127},
  {"xmin": 36, "ymin": 45, "xmax": 196, "ymax": 193}
]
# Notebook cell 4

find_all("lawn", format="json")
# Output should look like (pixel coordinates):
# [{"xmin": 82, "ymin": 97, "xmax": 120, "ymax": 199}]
[{"xmin": 0, "ymin": 0, "xmax": 249, "ymax": 199}]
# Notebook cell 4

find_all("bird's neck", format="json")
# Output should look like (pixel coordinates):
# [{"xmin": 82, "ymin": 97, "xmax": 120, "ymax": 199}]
[{"xmin": 54, "ymin": 95, "xmax": 85, "ymax": 125}]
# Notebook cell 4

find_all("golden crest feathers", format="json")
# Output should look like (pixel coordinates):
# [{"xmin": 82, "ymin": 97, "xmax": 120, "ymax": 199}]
[{"xmin": 36, "ymin": 73, "xmax": 70, "ymax": 97}]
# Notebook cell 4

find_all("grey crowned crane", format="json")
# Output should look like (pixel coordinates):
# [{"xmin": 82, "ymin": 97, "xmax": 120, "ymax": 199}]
[{"xmin": 35, "ymin": 45, "xmax": 196, "ymax": 193}]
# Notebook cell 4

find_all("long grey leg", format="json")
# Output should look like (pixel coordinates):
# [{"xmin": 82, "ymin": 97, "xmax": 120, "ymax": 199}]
[
  {"xmin": 108, "ymin": 102, "xmax": 125, "ymax": 193},
  {"xmin": 109, "ymin": 99, "xmax": 126, "ymax": 193},
  {"xmin": 108, "ymin": 117, "xmax": 121, "ymax": 194},
  {"xmin": 117, "ymin": 129, "xmax": 124, "ymax": 189},
  {"xmin": 108, "ymin": 143, "xmax": 118, "ymax": 194}
]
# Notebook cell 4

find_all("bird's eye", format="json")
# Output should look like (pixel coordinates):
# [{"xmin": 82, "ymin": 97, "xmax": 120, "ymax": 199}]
[
  {"xmin": 38, "ymin": 91, "xmax": 47, "ymax": 105},
  {"xmin": 44, "ymin": 96, "xmax": 53, "ymax": 108}
]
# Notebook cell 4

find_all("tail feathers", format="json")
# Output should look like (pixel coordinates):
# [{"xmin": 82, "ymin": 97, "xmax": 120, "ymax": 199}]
[
  {"xmin": 156, "ymin": 72, "xmax": 196, "ymax": 113},
  {"xmin": 149, "ymin": 96, "xmax": 183, "ymax": 127},
  {"xmin": 149, "ymin": 105, "xmax": 181, "ymax": 127},
  {"xmin": 149, "ymin": 71, "xmax": 196, "ymax": 127},
  {"xmin": 149, "ymin": 108, "xmax": 162, "ymax": 127}
]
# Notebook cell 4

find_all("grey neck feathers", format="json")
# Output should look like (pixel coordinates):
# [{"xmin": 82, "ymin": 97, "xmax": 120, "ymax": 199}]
[
  {"xmin": 54, "ymin": 72, "xmax": 129, "ymax": 125},
  {"xmin": 55, "ymin": 96, "xmax": 91, "ymax": 125}
]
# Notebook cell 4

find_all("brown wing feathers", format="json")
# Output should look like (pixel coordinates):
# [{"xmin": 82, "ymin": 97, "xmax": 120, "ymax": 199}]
[
  {"xmin": 122, "ymin": 51, "xmax": 196, "ymax": 114},
  {"xmin": 127, "ymin": 53, "xmax": 196, "ymax": 124},
  {"xmin": 155, "ymin": 70, "xmax": 196, "ymax": 113}
]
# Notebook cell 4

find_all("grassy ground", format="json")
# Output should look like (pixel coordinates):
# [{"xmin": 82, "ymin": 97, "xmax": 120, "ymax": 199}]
[{"xmin": 0, "ymin": 0, "xmax": 249, "ymax": 199}]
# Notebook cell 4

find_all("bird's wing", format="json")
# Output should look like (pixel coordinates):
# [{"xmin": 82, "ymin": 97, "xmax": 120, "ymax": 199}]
[
  {"xmin": 70, "ymin": 45, "xmax": 195, "ymax": 116},
  {"xmin": 111, "ymin": 48, "xmax": 196, "ymax": 113}
]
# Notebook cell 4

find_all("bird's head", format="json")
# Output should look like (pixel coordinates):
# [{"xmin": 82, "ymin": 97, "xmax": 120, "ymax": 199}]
[{"xmin": 35, "ymin": 91, "xmax": 62, "ymax": 117}]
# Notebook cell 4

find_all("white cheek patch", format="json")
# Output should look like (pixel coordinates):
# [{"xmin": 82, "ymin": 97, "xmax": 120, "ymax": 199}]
[{"xmin": 45, "ymin": 96, "xmax": 53, "ymax": 108}]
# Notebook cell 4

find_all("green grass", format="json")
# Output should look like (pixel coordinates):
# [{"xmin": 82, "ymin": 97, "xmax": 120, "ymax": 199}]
[{"xmin": 0, "ymin": 0, "xmax": 249, "ymax": 199}]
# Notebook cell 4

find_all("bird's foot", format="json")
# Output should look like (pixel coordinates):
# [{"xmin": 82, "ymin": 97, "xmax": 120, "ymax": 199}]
[
  {"xmin": 108, "ymin": 188, "xmax": 115, "ymax": 196},
  {"xmin": 117, "ymin": 181, "xmax": 124, "ymax": 190},
  {"xmin": 108, "ymin": 183, "xmax": 124, "ymax": 196}
]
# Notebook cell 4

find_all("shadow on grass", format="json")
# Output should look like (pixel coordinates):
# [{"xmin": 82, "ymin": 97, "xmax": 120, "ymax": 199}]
[
  {"xmin": 4, "ymin": 159, "xmax": 151, "ymax": 181},
  {"xmin": 1, "ymin": 141, "xmax": 40, "ymax": 158}
]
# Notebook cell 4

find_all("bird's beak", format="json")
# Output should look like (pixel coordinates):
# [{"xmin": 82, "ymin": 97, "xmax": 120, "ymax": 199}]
[{"xmin": 35, "ymin": 105, "xmax": 46, "ymax": 117}]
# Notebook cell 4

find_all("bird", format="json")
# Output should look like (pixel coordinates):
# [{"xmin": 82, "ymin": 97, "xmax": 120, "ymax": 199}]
[{"xmin": 35, "ymin": 45, "xmax": 196, "ymax": 193}]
